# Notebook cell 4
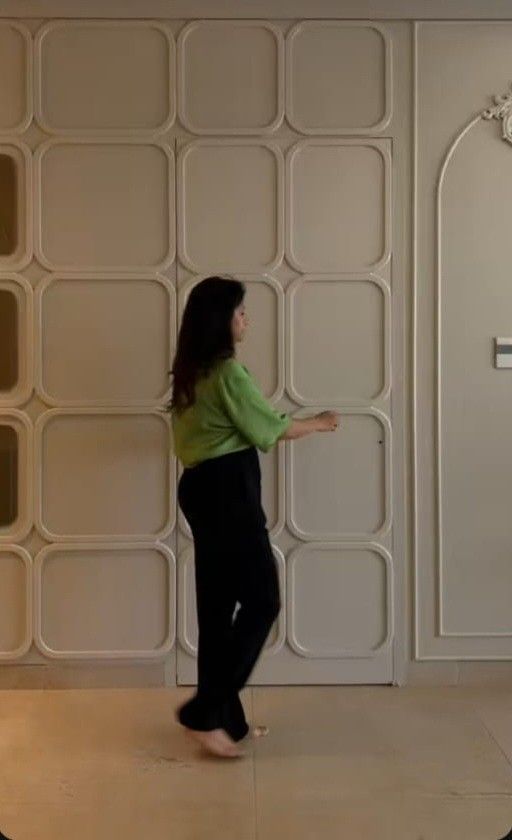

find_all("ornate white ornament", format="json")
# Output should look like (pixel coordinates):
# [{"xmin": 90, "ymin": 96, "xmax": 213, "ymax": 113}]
[{"xmin": 482, "ymin": 85, "xmax": 512, "ymax": 142}]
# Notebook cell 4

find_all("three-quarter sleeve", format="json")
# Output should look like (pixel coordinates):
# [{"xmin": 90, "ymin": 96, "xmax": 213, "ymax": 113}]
[{"xmin": 217, "ymin": 360, "xmax": 292, "ymax": 452}]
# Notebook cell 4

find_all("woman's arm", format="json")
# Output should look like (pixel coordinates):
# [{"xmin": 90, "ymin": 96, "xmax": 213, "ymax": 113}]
[
  {"xmin": 278, "ymin": 411, "xmax": 340, "ymax": 441},
  {"xmin": 217, "ymin": 360, "xmax": 340, "ymax": 448}
]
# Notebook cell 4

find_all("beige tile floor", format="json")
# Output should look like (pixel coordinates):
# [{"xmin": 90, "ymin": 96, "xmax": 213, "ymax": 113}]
[{"xmin": 1, "ymin": 685, "xmax": 512, "ymax": 839}]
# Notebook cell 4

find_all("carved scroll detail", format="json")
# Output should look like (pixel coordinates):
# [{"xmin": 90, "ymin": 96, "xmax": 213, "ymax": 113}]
[{"xmin": 482, "ymin": 86, "xmax": 512, "ymax": 142}]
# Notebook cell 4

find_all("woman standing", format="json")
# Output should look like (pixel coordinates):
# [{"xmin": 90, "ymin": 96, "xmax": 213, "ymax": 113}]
[{"xmin": 166, "ymin": 276, "xmax": 340, "ymax": 758}]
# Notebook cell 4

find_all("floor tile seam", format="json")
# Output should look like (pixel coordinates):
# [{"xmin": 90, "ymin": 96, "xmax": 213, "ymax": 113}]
[
  {"xmin": 250, "ymin": 689, "xmax": 258, "ymax": 840},
  {"xmin": 469, "ymin": 699, "xmax": 512, "ymax": 776}
]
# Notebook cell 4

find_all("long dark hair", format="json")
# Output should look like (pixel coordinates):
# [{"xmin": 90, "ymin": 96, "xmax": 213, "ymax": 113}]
[{"xmin": 164, "ymin": 275, "xmax": 246, "ymax": 414}]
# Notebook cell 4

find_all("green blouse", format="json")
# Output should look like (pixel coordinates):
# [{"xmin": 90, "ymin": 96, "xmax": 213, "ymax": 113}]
[{"xmin": 171, "ymin": 358, "xmax": 292, "ymax": 468}]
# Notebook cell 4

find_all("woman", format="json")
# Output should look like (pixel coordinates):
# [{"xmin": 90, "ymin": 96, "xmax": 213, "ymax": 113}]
[{"xmin": 166, "ymin": 276, "xmax": 340, "ymax": 759}]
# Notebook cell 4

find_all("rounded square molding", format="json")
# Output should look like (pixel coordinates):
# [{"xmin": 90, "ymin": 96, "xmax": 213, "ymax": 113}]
[
  {"xmin": 33, "ymin": 541, "xmax": 175, "ymax": 660},
  {"xmin": 0, "ymin": 22, "xmax": 32, "ymax": 134},
  {"xmin": 0, "ymin": 409, "xmax": 33, "ymax": 544},
  {"xmin": 285, "ymin": 21, "xmax": 392, "ymax": 135},
  {"xmin": 285, "ymin": 273, "xmax": 391, "ymax": 406},
  {"xmin": 177, "ymin": 138, "xmax": 284, "ymax": 273},
  {"xmin": 34, "ymin": 137, "xmax": 175, "ymax": 273},
  {"xmin": 34, "ymin": 20, "xmax": 176, "ymax": 136},
  {"xmin": 34, "ymin": 407, "xmax": 174, "ymax": 543},
  {"xmin": 34, "ymin": 272, "xmax": 175, "ymax": 408},
  {"xmin": 0, "ymin": 273, "xmax": 34, "ymax": 408},
  {"xmin": 287, "ymin": 541, "xmax": 393, "ymax": 658},
  {"xmin": 0, "ymin": 544, "xmax": 32, "ymax": 660},
  {"xmin": 286, "ymin": 407, "xmax": 392, "ymax": 542},
  {"xmin": 285, "ymin": 138, "xmax": 391, "ymax": 274},
  {"xmin": 177, "ymin": 19, "xmax": 284, "ymax": 135},
  {"xmin": 0, "ymin": 139, "xmax": 33, "ymax": 272}
]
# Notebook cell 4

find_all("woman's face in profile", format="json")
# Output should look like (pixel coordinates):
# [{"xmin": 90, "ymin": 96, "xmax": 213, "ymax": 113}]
[{"xmin": 232, "ymin": 302, "xmax": 249, "ymax": 343}]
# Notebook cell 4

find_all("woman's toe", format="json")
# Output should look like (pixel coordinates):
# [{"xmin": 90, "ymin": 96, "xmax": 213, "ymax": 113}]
[{"xmin": 251, "ymin": 725, "xmax": 269, "ymax": 738}]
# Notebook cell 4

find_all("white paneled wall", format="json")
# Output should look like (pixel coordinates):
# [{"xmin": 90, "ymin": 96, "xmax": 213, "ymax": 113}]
[
  {"xmin": 414, "ymin": 22, "xmax": 512, "ymax": 670},
  {"xmin": 2, "ymin": 4, "xmax": 472, "ymax": 688},
  {"xmin": 0, "ymin": 19, "xmax": 179, "ymax": 671}
]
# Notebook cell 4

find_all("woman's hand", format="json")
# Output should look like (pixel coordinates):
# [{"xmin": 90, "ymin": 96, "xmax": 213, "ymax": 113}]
[
  {"xmin": 279, "ymin": 411, "xmax": 341, "ymax": 441},
  {"xmin": 315, "ymin": 411, "xmax": 341, "ymax": 432}
]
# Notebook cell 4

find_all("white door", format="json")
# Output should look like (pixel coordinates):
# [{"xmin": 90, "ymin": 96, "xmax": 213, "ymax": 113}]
[{"xmin": 174, "ymin": 19, "xmax": 408, "ymax": 685}]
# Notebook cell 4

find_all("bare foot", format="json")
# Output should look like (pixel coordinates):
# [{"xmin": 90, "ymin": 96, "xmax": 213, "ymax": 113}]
[{"xmin": 186, "ymin": 727, "xmax": 246, "ymax": 758}]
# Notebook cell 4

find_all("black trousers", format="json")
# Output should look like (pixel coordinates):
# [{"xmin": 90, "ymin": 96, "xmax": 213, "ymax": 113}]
[{"xmin": 175, "ymin": 446, "xmax": 281, "ymax": 742}]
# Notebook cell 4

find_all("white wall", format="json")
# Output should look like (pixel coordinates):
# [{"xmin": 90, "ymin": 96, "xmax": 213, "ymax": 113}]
[{"xmin": 0, "ymin": 0, "xmax": 510, "ymax": 688}]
